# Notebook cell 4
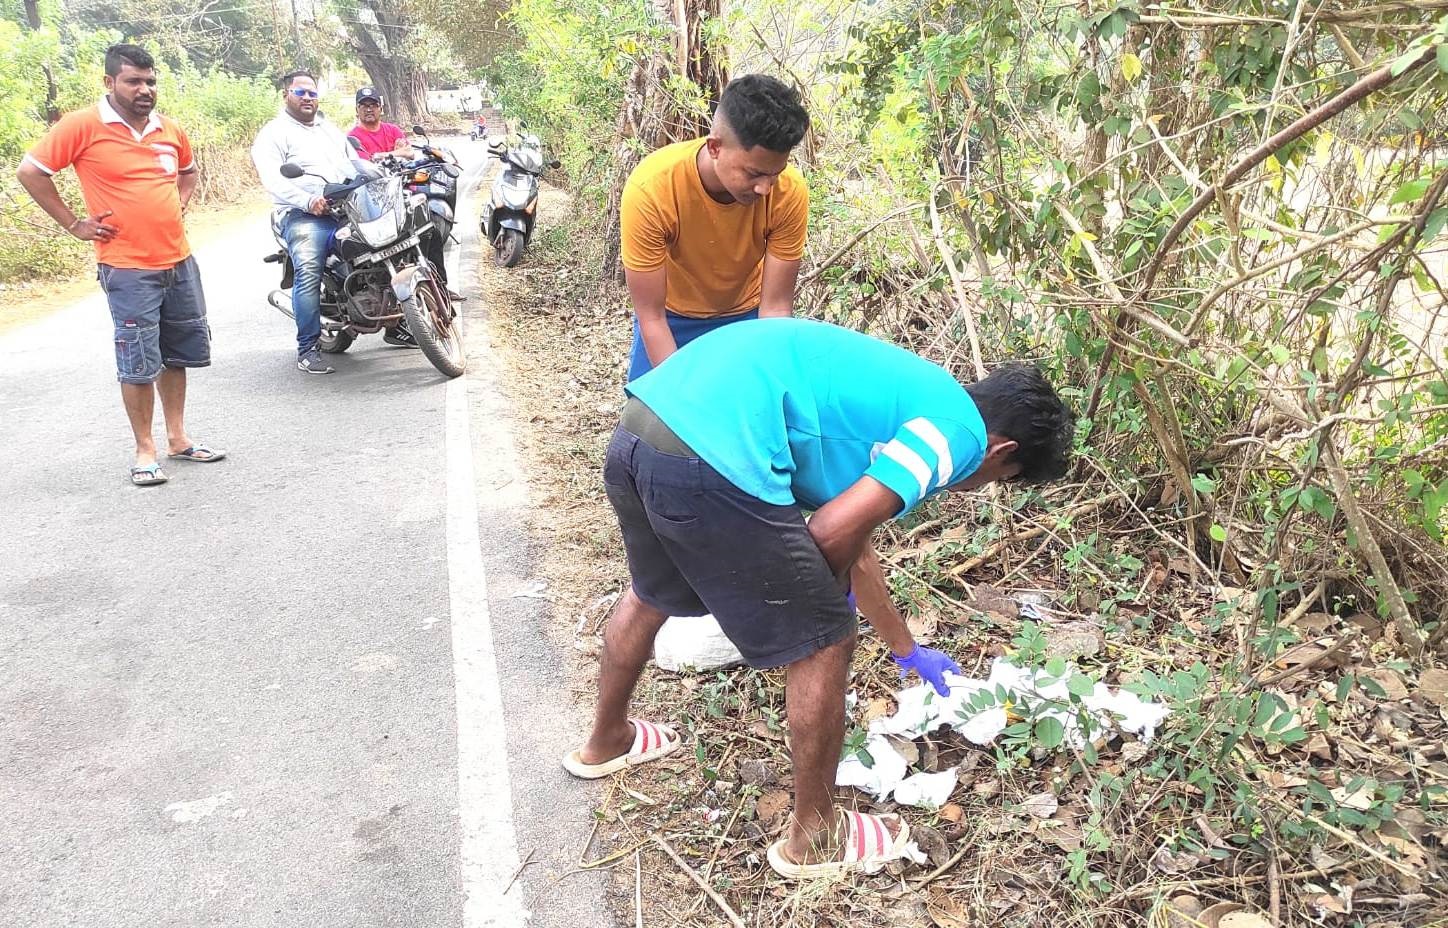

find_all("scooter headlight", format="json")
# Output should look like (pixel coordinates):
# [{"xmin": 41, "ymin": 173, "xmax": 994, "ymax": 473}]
[{"xmin": 502, "ymin": 188, "xmax": 531, "ymax": 209}]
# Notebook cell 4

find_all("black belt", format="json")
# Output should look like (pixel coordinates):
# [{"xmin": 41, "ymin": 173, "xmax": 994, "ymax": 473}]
[{"xmin": 621, "ymin": 397, "xmax": 695, "ymax": 456}]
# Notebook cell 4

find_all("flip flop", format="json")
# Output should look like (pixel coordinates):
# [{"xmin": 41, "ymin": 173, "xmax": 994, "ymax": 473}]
[
  {"xmin": 168, "ymin": 444, "xmax": 227, "ymax": 463},
  {"xmin": 561, "ymin": 719, "xmax": 681, "ymax": 779},
  {"xmin": 766, "ymin": 809, "xmax": 911, "ymax": 880},
  {"xmin": 130, "ymin": 462, "xmax": 168, "ymax": 486}
]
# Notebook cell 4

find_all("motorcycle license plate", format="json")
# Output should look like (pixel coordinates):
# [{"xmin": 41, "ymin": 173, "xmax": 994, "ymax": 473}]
[{"xmin": 373, "ymin": 234, "xmax": 420, "ymax": 261}]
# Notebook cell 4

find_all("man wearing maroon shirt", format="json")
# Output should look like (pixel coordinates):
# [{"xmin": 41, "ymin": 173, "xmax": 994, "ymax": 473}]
[
  {"xmin": 345, "ymin": 86, "xmax": 462, "ymax": 306},
  {"xmin": 347, "ymin": 88, "xmax": 409, "ymax": 158}
]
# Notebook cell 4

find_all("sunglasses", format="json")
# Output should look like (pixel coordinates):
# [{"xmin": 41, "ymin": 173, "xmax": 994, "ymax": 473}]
[{"xmin": 289, "ymin": 88, "xmax": 319, "ymax": 99}]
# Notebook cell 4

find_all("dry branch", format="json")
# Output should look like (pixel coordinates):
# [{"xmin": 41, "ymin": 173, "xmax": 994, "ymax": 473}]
[
  {"xmin": 1184, "ymin": 216, "xmax": 1385, "ymax": 334},
  {"xmin": 650, "ymin": 834, "xmax": 746, "ymax": 928},
  {"xmin": 947, "ymin": 492, "xmax": 1126, "ymax": 577},
  {"xmin": 798, "ymin": 202, "xmax": 924, "ymax": 286},
  {"xmin": 1141, "ymin": 42, "xmax": 1437, "ymax": 295},
  {"xmin": 1082, "ymin": 36, "xmax": 1442, "ymax": 428},
  {"xmin": 1321, "ymin": 440, "xmax": 1424, "ymax": 654},
  {"xmin": 1139, "ymin": 2, "xmax": 1448, "ymax": 27},
  {"xmin": 930, "ymin": 190, "xmax": 988, "ymax": 380},
  {"xmin": 1267, "ymin": 795, "xmax": 1424, "ymax": 880}
]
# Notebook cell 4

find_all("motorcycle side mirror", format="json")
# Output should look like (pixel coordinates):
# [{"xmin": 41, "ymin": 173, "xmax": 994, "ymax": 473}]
[
  {"xmin": 347, "ymin": 136, "xmax": 363, "ymax": 151},
  {"xmin": 279, "ymin": 162, "xmax": 306, "ymax": 179},
  {"xmin": 549, "ymin": 160, "xmax": 561, "ymax": 169},
  {"xmin": 412, "ymin": 124, "xmax": 427, "ymax": 135}
]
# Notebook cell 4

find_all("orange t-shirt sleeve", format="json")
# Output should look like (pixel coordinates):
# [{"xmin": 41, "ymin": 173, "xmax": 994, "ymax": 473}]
[
  {"xmin": 26, "ymin": 112, "xmax": 89, "ymax": 175},
  {"xmin": 619, "ymin": 179, "xmax": 671, "ymax": 273},
  {"xmin": 766, "ymin": 173, "xmax": 808, "ymax": 262},
  {"xmin": 175, "ymin": 123, "xmax": 196, "ymax": 172}
]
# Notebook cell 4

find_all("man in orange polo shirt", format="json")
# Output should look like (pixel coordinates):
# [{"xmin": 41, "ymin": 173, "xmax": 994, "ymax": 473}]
[
  {"xmin": 620, "ymin": 74, "xmax": 810, "ymax": 381},
  {"xmin": 17, "ymin": 44, "xmax": 223, "ymax": 487}
]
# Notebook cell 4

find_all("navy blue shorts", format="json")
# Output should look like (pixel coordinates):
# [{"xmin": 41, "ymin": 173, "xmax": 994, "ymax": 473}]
[
  {"xmin": 603, "ymin": 417, "xmax": 857, "ymax": 669},
  {"xmin": 98, "ymin": 256, "xmax": 210, "ymax": 385}
]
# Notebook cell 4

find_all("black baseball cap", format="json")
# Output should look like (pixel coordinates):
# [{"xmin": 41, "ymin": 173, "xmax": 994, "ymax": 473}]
[{"xmin": 355, "ymin": 87, "xmax": 383, "ymax": 104}]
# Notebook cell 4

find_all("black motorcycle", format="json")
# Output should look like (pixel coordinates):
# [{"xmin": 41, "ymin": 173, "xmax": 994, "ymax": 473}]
[{"xmin": 263, "ymin": 161, "xmax": 465, "ymax": 378}]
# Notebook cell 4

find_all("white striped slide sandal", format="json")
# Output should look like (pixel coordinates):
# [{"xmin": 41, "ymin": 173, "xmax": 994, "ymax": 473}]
[
  {"xmin": 766, "ymin": 809, "xmax": 911, "ymax": 880},
  {"xmin": 561, "ymin": 718, "xmax": 681, "ymax": 779}
]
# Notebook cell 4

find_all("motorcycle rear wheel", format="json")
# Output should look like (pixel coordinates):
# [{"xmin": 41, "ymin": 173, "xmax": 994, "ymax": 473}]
[
  {"xmin": 495, "ymin": 228, "xmax": 525, "ymax": 268},
  {"xmin": 399, "ymin": 279, "xmax": 465, "ymax": 378}
]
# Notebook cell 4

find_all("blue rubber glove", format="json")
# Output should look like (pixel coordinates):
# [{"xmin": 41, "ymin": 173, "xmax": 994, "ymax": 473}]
[
  {"xmin": 893, "ymin": 644, "xmax": 962, "ymax": 697},
  {"xmin": 845, "ymin": 589, "xmax": 857, "ymax": 613}
]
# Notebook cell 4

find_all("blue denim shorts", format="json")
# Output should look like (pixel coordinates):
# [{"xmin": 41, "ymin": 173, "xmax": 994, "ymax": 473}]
[
  {"xmin": 603, "ymin": 402, "xmax": 857, "ymax": 669},
  {"xmin": 98, "ymin": 256, "xmax": 211, "ymax": 384},
  {"xmin": 626, "ymin": 307, "xmax": 759, "ymax": 382}
]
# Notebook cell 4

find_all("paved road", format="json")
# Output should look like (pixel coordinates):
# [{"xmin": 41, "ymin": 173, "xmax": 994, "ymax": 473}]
[{"xmin": 0, "ymin": 140, "xmax": 613, "ymax": 928}]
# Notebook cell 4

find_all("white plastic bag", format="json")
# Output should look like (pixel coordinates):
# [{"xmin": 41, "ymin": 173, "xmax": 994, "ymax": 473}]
[{"xmin": 653, "ymin": 614, "xmax": 745, "ymax": 672}]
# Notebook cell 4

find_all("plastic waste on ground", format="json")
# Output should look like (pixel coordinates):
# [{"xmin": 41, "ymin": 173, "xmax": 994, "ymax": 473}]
[{"xmin": 837, "ymin": 658, "xmax": 1170, "ymax": 807}]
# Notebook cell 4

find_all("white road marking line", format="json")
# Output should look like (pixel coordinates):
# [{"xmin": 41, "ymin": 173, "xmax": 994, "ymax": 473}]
[{"xmin": 447, "ymin": 144, "xmax": 529, "ymax": 928}]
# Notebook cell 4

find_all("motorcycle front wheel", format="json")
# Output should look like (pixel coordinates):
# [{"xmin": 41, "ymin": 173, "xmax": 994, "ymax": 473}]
[
  {"xmin": 495, "ymin": 228, "xmax": 525, "ymax": 268},
  {"xmin": 319, "ymin": 328, "xmax": 355, "ymax": 353},
  {"xmin": 399, "ymin": 279, "xmax": 465, "ymax": 378}
]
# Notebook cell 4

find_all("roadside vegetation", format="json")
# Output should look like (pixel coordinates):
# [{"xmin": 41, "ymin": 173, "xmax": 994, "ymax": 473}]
[{"xmin": 484, "ymin": 1, "xmax": 1448, "ymax": 925}]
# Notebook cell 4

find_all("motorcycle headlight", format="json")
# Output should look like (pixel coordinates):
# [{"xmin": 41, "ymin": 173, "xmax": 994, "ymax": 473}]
[
  {"xmin": 356, "ymin": 210, "xmax": 401, "ymax": 246},
  {"xmin": 346, "ymin": 176, "xmax": 407, "ymax": 246}
]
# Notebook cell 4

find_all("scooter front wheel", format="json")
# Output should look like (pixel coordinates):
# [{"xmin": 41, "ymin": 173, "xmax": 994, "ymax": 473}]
[{"xmin": 495, "ymin": 228, "xmax": 525, "ymax": 268}]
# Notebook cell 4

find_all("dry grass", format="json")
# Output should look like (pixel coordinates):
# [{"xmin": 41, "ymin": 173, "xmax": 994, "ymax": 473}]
[{"xmin": 475, "ymin": 183, "xmax": 633, "ymax": 625}]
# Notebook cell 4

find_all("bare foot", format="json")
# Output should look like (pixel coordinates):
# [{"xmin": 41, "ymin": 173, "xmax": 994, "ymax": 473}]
[
  {"xmin": 578, "ymin": 719, "xmax": 635, "ymax": 765},
  {"xmin": 781, "ymin": 809, "xmax": 902, "ymax": 865}
]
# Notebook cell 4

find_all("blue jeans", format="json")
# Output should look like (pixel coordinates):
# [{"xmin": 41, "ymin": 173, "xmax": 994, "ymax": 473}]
[
  {"xmin": 627, "ymin": 307, "xmax": 759, "ymax": 382},
  {"xmin": 280, "ymin": 210, "xmax": 338, "ymax": 355}
]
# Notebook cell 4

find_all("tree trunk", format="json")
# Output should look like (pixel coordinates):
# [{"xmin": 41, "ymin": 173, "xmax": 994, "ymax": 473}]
[
  {"xmin": 22, "ymin": 0, "xmax": 60, "ymax": 125},
  {"xmin": 602, "ymin": 0, "xmax": 727, "ymax": 279},
  {"xmin": 346, "ymin": 1, "xmax": 430, "ymax": 127}
]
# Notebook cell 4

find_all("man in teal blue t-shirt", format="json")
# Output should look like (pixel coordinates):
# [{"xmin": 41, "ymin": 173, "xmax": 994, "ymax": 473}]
[{"xmin": 562, "ymin": 318, "xmax": 1075, "ymax": 878}]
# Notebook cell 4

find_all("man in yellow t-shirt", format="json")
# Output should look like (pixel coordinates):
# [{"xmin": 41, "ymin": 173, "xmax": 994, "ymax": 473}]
[{"xmin": 619, "ymin": 74, "xmax": 810, "ymax": 380}]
